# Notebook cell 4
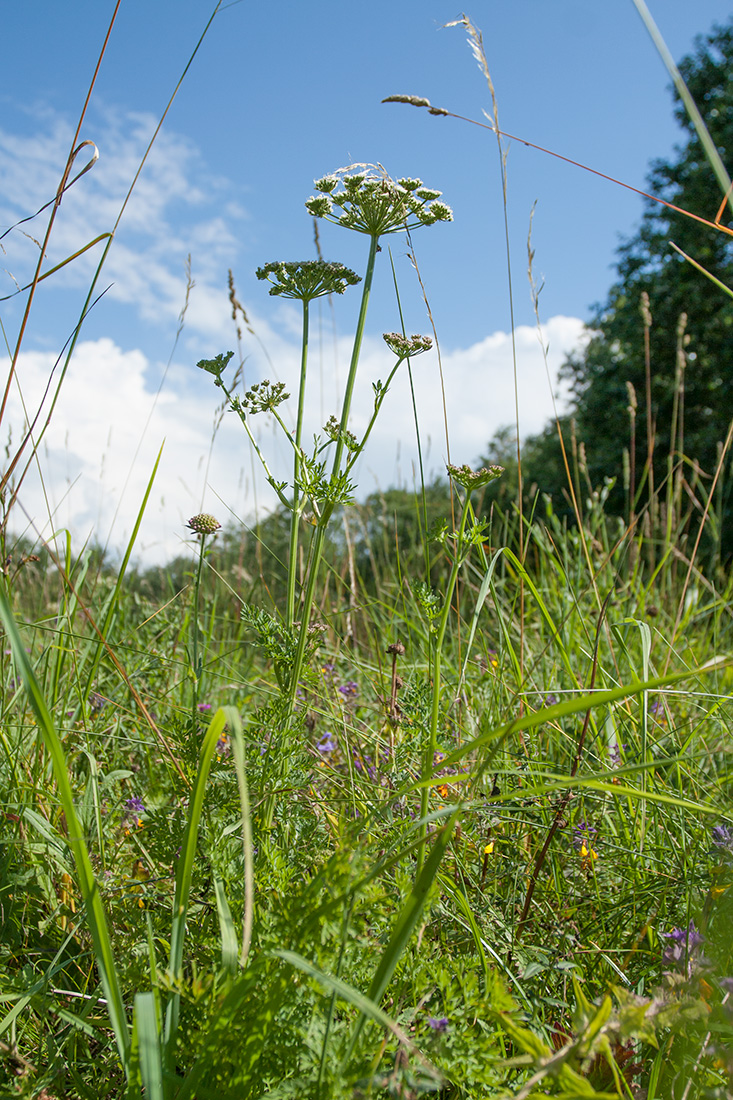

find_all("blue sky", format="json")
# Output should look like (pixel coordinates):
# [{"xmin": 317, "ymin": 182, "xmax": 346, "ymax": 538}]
[{"xmin": 1, "ymin": 0, "xmax": 731, "ymax": 563}]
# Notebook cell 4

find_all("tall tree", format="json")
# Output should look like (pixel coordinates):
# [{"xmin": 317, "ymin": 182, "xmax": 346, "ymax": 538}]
[{"xmin": 507, "ymin": 19, "xmax": 733, "ymax": 556}]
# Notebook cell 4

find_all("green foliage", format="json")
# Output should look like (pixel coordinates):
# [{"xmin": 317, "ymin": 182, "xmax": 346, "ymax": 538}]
[{"xmin": 495, "ymin": 18, "xmax": 733, "ymax": 560}]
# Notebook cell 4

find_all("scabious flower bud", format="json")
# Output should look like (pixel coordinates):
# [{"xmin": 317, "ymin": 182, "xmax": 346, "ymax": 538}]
[{"xmin": 186, "ymin": 514, "xmax": 221, "ymax": 535}]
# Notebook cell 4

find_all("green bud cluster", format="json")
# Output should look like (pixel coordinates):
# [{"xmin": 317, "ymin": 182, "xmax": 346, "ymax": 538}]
[
  {"xmin": 305, "ymin": 168, "xmax": 453, "ymax": 237},
  {"xmin": 255, "ymin": 260, "xmax": 361, "ymax": 301},
  {"xmin": 197, "ymin": 351, "xmax": 234, "ymax": 386},
  {"xmin": 324, "ymin": 415, "xmax": 358, "ymax": 452}
]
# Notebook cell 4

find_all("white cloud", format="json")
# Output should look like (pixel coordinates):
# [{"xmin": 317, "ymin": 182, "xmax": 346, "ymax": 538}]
[
  {"xmin": 6, "ymin": 316, "xmax": 587, "ymax": 566},
  {"xmin": 0, "ymin": 105, "xmax": 241, "ymax": 333},
  {"xmin": 0, "ymin": 108, "xmax": 589, "ymax": 566}
]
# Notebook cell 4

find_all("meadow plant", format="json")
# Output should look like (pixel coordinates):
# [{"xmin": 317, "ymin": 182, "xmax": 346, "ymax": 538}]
[
  {"xmin": 199, "ymin": 167, "xmax": 452, "ymax": 821},
  {"xmin": 185, "ymin": 513, "xmax": 222, "ymax": 725}
]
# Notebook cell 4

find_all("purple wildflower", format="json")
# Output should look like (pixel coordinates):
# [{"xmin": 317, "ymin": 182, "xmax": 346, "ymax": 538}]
[
  {"xmin": 89, "ymin": 692, "xmax": 106, "ymax": 713},
  {"xmin": 338, "ymin": 680, "xmax": 359, "ymax": 699},
  {"xmin": 712, "ymin": 824, "xmax": 733, "ymax": 854},
  {"xmin": 544, "ymin": 693, "xmax": 559, "ymax": 707},
  {"xmin": 124, "ymin": 796, "xmax": 146, "ymax": 815},
  {"xmin": 572, "ymin": 818, "xmax": 597, "ymax": 850},
  {"xmin": 427, "ymin": 1016, "xmax": 449, "ymax": 1031},
  {"xmin": 609, "ymin": 742, "xmax": 625, "ymax": 767},
  {"xmin": 316, "ymin": 733, "xmax": 337, "ymax": 755},
  {"xmin": 198, "ymin": 702, "xmax": 212, "ymax": 712},
  {"xmin": 660, "ymin": 920, "xmax": 707, "ymax": 977}
]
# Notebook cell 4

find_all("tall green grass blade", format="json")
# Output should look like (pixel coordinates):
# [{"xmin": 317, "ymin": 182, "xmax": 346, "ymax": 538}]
[
  {"xmin": 135, "ymin": 992, "xmax": 165, "ymax": 1100},
  {"xmin": 670, "ymin": 241, "xmax": 733, "ymax": 298},
  {"xmin": 163, "ymin": 706, "xmax": 227, "ymax": 1055},
  {"xmin": 227, "ymin": 706, "xmax": 255, "ymax": 967},
  {"xmin": 442, "ymin": 659, "xmax": 730, "ymax": 773},
  {"xmin": 343, "ymin": 811, "xmax": 459, "ymax": 1063},
  {"xmin": 459, "ymin": 546, "xmax": 505, "ymax": 688},
  {"xmin": 0, "ymin": 584, "xmax": 131, "ymax": 1068},
  {"xmin": 81, "ymin": 442, "xmax": 164, "ymax": 703},
  {"xmin": 214, "ymin": 877, "xmax": 239, "ymax": 976},
  {"xmin": 631, "ymin": 0, "xmax": 733, "ymax": 214}
]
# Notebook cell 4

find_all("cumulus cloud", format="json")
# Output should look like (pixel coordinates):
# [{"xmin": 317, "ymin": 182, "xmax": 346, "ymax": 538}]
[
  {"xmin": 0, "ymin": 107, "xmax": 589, "ymax": 565},
  {"xmin": 0, "ymin": 104, "xmax": 242, "ymax": 332},
  {"xmin": 6, "ymin": 315, "xmax": 586, "ymax": 565}
]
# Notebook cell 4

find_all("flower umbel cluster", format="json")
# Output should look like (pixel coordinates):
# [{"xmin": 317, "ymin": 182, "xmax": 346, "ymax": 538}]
[
  {"xmin": 305, "ymin": 168, "xmax": 452, "ymax": 237},
  {"xmin": 255, "ymin": 260, "xmax": 361, "ymax": 301},
  {"xmin": 197, "ymin": 351, "xmax": 234, "ymax": 387},
  {"xmin": 446, "ymin": 463, "xmax": 504, "ymax": 491},
  {"xmin": 234, "ymin": 380, "xmax": 290, "ymax": 415},
  {"xmin": 382, "ymin": 332, "xmax": 433, "ymax": 358}
]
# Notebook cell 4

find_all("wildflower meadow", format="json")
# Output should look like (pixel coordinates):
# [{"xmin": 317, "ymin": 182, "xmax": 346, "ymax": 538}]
[{"xmin": 0, "ymin": 5, "xmax": 732, "ymax": 1099}]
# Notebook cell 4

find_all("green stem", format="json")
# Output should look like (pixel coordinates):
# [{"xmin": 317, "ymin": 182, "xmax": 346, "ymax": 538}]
[
  {"xmin": 289, "ymin": 232, "xmax": 379, "ymax": 701},
  {"xmin": 217, "ymin": 378, "xmax": 291, "ymax": 510},
  {"xmin": 262, "ymin": 235, "xmax": 380, "ymax": 829},
  {"xmin": 330, "ymin": 234, "xmax": 379, "ymax": 477},
  {"xmin": 418, "ymin": 490, "xmax": 473, "ymax": 871},
  {"xmin": 343, "ymin": 357, "xmax": 404, "ymax": 478},
  {"xmin": 190, "ymin": 533, "xmax": 207, "ymax": 726},
  {"xmin": 286, "ymin": 300, "xmax": 310, "ymax": 628}
]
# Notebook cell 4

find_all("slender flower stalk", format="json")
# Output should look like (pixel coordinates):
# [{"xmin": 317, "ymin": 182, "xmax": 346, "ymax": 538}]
[
  {"xmin": 255, "ymin": 261, "xmax": 360, "ymax": 628},
  {"xmin": 185, "ymin": 514, "xmax": 221, "ymax": 726},
  {"xmin": 285, "ymin": 237, "xmax": 379, "ymax": 711},
  {"xmin": 288, "ymin": 298, "xmax": 310, "ymax": 627},
  {"xmin": 342, "ymin": 333, "xmax": 432, "ymax": 479},
  {"xmin": 418, "ymin": 464, "xmax": 502, "ymax": 870}
]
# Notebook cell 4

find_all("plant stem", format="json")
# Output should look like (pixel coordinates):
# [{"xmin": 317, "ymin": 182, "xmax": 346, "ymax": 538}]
[
  {"xmin": 286, "ymin": 299, "xmax": 311, "ymax": 628},
  {"xmin": 418, "ymin": 490, "xmax": 473, "ymax": 872},
  {"xmin": 261, "ymin": 235, "xmax": 380, "ymax": 830},
  {"xmin": 330, "ymin": 234, "xmax": 379, "ymax": 477},
  {"xmin": 190, "ymin": 533, "xmax": 207, "ymax": 726},
  {"xmin": 288, "ymin": 233, "xmax": 379, "ymax": 705}
]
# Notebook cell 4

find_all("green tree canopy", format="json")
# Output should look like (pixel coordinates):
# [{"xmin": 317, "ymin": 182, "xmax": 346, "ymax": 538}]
[{"xmin": 501, "ymin": 18, "xmax": 733, "ymax": 558}]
